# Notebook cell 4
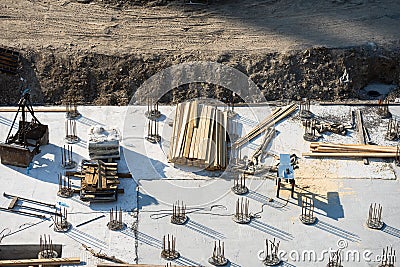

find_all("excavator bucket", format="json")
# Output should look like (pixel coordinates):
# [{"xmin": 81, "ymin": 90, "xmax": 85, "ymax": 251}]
[{"xmin": 0, "ymin": 143, "xmax": 35, "ymax": 167}]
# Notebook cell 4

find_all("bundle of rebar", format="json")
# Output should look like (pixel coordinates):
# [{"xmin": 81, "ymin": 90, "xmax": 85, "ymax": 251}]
[
  {"xmin": 367, "ymin": 203, "xmax": 384, "ymax": 230},
  {"xmin": 299, "ymin": 197, "xmax": 316, "ymax": 225},
  {"xmin": 231, "ymin": 173, "xmax": 248, "ymax": 195},
  {"xmin": 54, "ymin": 208, "xmax": 71, "ymax": 232},
  {"xmin": 57, "ymin": 173, "xmax": 73, "ymax": 198},
  {"xmin": 171, "ymin": 201, "xmax": 187, "ymax": 225},
  {"xmin": 208, "ymin": 240, "xmax": 228, "ymax": 266},
  {"xmin": 263, "ymin": 238, "xmax": 281, "ymax": 266},
  {"xmin": 107, "ymin": 207, "xmax": 124, "ymax": 230},
  {"xmin": 233, "ymin": 103, "xmax": 298, "ymax": 149},
  {"xmin": 379, "ymin": 246, "xmax": 396, "ymax": 267},
  {"xmin": 232, "ymin": 197, "xmax": 250, "ymax": 224},
  {"xmin": 303, "ymin": 142, "xmax": 399, "ymax": 158},
  {"xmin": 327, "ymin": 250, "xmax": 342, "ymax": 267},
  {"xmin": 39, "ymin": 234, "xmax": 57, "ymax": 259},
  {"xmin": 161, "ymin": 234, "xmax": 180, "ymax": 260},
  {"xmin": 65, "ymin": 119, "xmax": 78, "ymax": 144}
]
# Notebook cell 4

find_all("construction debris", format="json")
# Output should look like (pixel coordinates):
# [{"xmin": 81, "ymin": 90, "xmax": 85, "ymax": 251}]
[
  {"xmin": 75, "ymin": 160, "xmax": 121, "ymax": 202},
  {"xmin": 82, "ymin": 244, "xmax": 127, "ymax": 264},
  {"xmin": 304, "ymin": 142, "xmax": 398, "ymax": 158},
  {"xmin": 366, "ymin": 203, "xmax": 384, "ymax": 230},
  {"xmin": 61, "ymin": 145, "xmax": 76, "ymax": 169},
  {"xmin": 231, "ymin": 173, "xmax": 248, "ymax": 195},
  {"xmin": 53, "ymin": 208, "xmax": 71, "ymax": 232},
  {"xmin": 168, "ymin": 100, "xmax": 228, "ymax": 170},
  {"xmin": 0, "ymin": 89, "xmax": 49, "ymax": 167},
  {"xmin": 57, "ymin": 173, "xmax": 74, "ymax": 198},
  {"xmin": 107, "ymin": 207, "xmax": 124, "ymax": 230},
  {"xmin": 171, "ymin": 201, "xmax": 187, "ymax": 225},
  {"xmin": 262, "ymin": 238, "xmax": 281, "ymax": 266},
  {"xmin": 299, "ymin": 197, "xmax": 316, "ymax": 225},
  {"xmin": 88, "ymin": 126, "xmax": 121, "ymax": 160},
  {"xmin": 208, "ymin": 240, "xmax": 228, "ymax": 266},
  {"xmin": 161, "ymin": 234, "xmax": 180, "ymax": 260},
  {"xmin": 232, "ymin": 197, "xmax": 250, "ymax": 224}
]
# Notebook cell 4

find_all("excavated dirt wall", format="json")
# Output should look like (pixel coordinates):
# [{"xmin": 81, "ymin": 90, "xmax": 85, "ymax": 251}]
[{"xmin": 1, "ymin": 45, "xmax": 399, "ymax": 105}]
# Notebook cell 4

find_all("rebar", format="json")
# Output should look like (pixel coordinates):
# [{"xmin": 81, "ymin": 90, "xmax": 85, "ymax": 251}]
[
  {"xmin": 208, "ymin": 240, "xmax": 228, "ymax": 266},
  {"xmin": 107, "ymin": 207, "xmax": 125, "ymax": 230},
  {"xmin": 57, "ymin": 173, "xmax": 74, "ymax": 198},
  {"xmin": 327, "ymin": 250, "xmax": 342, "ymax": 267},
  {"xmin": 65, "ymin": 98, "xmax": 80, "ymax": 119},
  {"xmin": 161, "ymin": 234, "xmax": 180, "ymax": 260},
  {"xmin": 61, "ymin": 145, "xmax": 76, "ymax": 169},
  {"xmin": 263, "ymin": 238, "xmax": 281, "ymax": 266},
  {"xmin": 65, "ymin": 119, "xmax": 79, "ymax": 144},
  {"xmin": 54, "ymin": 207, "xmax": 71, "ymax": 232},
  {"xmin": 145, "ymin": 97, "xmax": 161, "ymax": 120},
  {"xmin": 231, "ymin": 173, "xmax": 248, "ymax": 195},
  {"xmin": 386, "ymin": 118, "xmax": 399, "ymax": 141},
  {"xmin": 299, "ymin": 197, "xmax": 317, "ymax": 225},
  {"xmin": 145, "ymin": 119, "xmax": 161, "ymax": 143},
  {"xmin": 378, "ymin": 98, "xmax": 391, "ymax": 119},
  {"xmin": 299, "ymin": 98, "xmax": 313, "ymax": 119},
  {"xmin": 38, "ymin": 234, "xmax": 58, "ymax": 259},
  {"xmin": 378, "ymin": 246, "xmax": 396, "ymax": 267},
  {"xmin": 171, "ymin": 200, "xmax": 188, "ymax": 225},
  {"xmin": 366, "ymin": 203, "xmax": 384, "ymax": 230},
  {"xmin": 232, "ymin": 197, "xmax": 251, "ymax": 224},
  {"xmin": 303, "ymin": 119, "xmax": 319, "ymax": 141}
]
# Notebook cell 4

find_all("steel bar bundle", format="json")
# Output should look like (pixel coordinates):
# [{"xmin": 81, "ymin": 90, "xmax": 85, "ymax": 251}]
[
  {"xmin": 303, "ymin": 142, "xmax": 398, "ymax": 158},
  {"xmin": 168, "ymin": 101, "xmax": 228, "ymax": 170}
]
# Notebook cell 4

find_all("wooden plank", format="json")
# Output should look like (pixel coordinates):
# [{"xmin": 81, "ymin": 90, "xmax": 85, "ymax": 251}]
[
  {"xmin": 97, "ymin": 264, "xmax": 195, "ymax": 267},
  {"xmin": 355, "ymin": 109, "xmax": 369, "ymax": 164},
  {"xmin": 8, "ymin": 197, "xmax": 18, "ymax": 209},
  {"xmin": 303, "ymin": 152, "xmax": 397, "ymax": 158},
  {"xmin": 0, "ymin": 257, "xmax": 80, "ymax": 266}
]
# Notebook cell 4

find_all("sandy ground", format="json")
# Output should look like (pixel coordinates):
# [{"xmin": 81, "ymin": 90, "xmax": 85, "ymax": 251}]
[{"xmin": 1, "ymin": 0, "xmax": 400, "ymax": 55}]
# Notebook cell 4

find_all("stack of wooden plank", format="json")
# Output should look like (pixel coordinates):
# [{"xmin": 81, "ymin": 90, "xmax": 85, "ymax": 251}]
[
  {"xmin": 168, "ymin": 101, "xmax": 228, "ymax": 170},
  {"xmin": 232, "ymin": 103, "xmax": 298, "ymax": 148},
  {"xmin": 76, "ymin": 160, "xmax": 121, "ymax": 202},
  {"xmin": 303, "ymin": 142, "xmax": 398, "ymax": 158}
]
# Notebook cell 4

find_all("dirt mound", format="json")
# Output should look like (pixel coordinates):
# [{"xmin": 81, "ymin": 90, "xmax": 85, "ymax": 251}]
[{"xmin": 1, "ymin": 45, "xmax": 399, "ymax": 105}]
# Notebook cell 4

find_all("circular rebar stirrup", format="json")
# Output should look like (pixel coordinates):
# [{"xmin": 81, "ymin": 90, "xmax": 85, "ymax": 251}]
[
  {"xmin": 208, "ymin": 257, "xmax": 229, "ymax": 266},
  {"xmin": 299, "ymin": 214, "xmax": 317, "ymax": 225}
]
